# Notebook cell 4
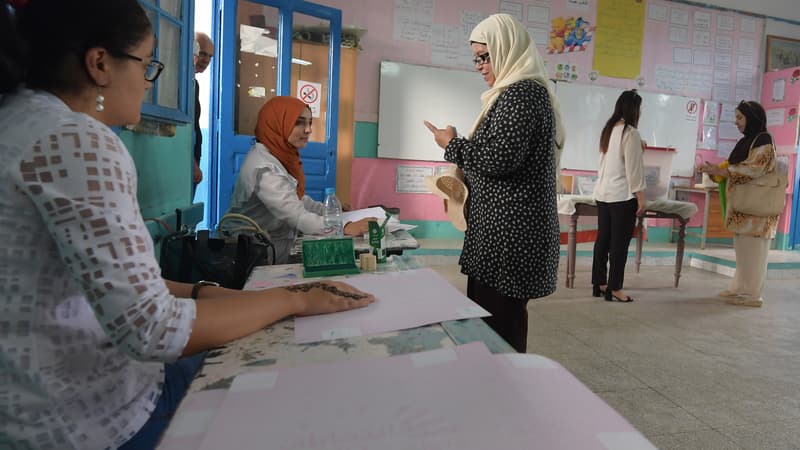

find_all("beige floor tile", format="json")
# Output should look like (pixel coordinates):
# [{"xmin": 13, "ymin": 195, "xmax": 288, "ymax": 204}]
[
  {"xmin": 648, "ymin": 429, "xmax": 745, "ymax": 450},
  {"xmin": 412, "ymin": 246, "xmax": 800, "ymax": 447},
  {"xmin": 721, "ymin": 419, "xmax": 800, "ymax": 449},
  {"xmin": 597, "ymin": 388, "xmax": 709, "ymax": 436}
]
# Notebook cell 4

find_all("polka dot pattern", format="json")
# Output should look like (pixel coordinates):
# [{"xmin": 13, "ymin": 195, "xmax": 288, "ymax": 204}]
[{"xmin": 445, "ymin": 79, "xmax": 560, "ymax": 300}]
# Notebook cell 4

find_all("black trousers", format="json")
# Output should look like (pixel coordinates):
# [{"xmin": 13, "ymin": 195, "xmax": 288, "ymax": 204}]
[
  {"xmin": 467, "ymin": 277, "xmax": 530, "ymax": 353},
  {"xmin": 591, "ymin": 198, "xmax": 638, "ymax": 292}
]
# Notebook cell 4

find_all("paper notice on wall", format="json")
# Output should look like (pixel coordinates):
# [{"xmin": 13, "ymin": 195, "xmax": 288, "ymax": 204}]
[
  {"xmin": 703, "ymin": 100, "xmax": 720, "ymax": 126},
  {"xmin": 396, "ymin": 165, "xmax": 434, "ymax": 193},
  {"xmin": 700, "ymin": 126, "xmax": 717, "ymax": 149},
  {"xmin": 693, "ymin": 11, "xmax": 711, "ymax": 29},
  {"xmin": 393, "ymin": 0, "xmax": 434, "ymax": 42},
  {"xmin": 740, "ymin": 17, "xmax": 757, "ymax": 34},
  {"xmin": 673, "ymin": 48, "xmax": 692, "ymax": 64},
  {"xmin": 717, "ymin": 15, "xmax": 734, "ymax": 31},
  {"xmin": 712, "ymin": 85, "xmax": 731, "ymax": 102},
  {"xmin": 527, "ymin": 5, "xmax": 550, "ymax": 25},
  {"xmin": 721, "ymin": 103, "xmax": 737, "ymax": 122},
  {"xmin": 670, "ymin": 8, "xmax": 689, "ymax": 26},
  {"xmin": 499, "ymin": 1, "xmax": 524, "ymax": 22},
  {"xmin": 655, "ymin": 65, "xmax": 712, "ymax": 94},
  {"xmin": 647, "ymin": 4, "xmax": 667, "ymax": 21},
  {"xmin": 669, "ymin": 27, "xmax": 689, "ymax": 44},
  {"xmin": 737, "ymin": 54, "xmax": 754, "ymax": 70},
  {"xmin": 296, "ymin": 81, "xmax": 322, "ymax": 118},
  {"xmin": 772, "ymin": 78, "xmax": 786, "ymax": 103},
  {"xmin": 593, "ymin": 0, "xmax": 645, "ymax": 79},
  {"xmin": 766, "ymin": 108, "xmax": 785, "ymax": 127},
  {"xmin": 714, "ymin": 53, "xmax": 732, "ymax": 68},
  {"xmin": 431, "ymin": 24, "xmax": 471, "ymax": 69}
]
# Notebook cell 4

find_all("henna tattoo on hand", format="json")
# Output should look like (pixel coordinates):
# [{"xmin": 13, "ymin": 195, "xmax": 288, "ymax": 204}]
[{"xmin": 284, "ymin": 282, "xmax": 369, "ymax": 300}]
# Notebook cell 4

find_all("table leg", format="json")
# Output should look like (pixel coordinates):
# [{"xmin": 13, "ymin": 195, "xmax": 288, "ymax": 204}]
[
  {"xmin": 674, "ymin": 218, "xmax": 687, "ymax": 288},
  {"xmin": 566, "ymin": 213, "xmax": 578, "ymax": 288},
  {"xmin": 701, "ymin": 190, "xmax": 710, "ymax": 249},
  {"xmin": 635, "ymin": 216, "xmax": 644, "ymax": 273}
]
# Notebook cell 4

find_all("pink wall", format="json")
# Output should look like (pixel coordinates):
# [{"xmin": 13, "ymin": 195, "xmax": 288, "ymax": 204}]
[
  {"xmin": 350, "ymin": 159, "xmax": 451, "ymax": 221},
  {"xmin": 312, "ymin": 0, "xmax": 791, "ymax": 237}
]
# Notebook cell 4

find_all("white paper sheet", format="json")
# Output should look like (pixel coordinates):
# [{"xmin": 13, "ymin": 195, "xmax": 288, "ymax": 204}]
[
  {"xmin": 293, "ymin": 268, "xmax": 490, "ymax": 343},
  {"xmin": 294, "ymin": 269, "xmax": 490, "ymax": 343},
  {"xmin": 341, "ymin": 207, "xmax": 416, "ymax": 232}
]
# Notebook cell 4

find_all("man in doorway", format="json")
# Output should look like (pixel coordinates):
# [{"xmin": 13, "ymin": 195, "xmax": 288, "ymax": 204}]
[{"xmin": 193, "ymin": 32, "xmax": 214, "ymax": 188}]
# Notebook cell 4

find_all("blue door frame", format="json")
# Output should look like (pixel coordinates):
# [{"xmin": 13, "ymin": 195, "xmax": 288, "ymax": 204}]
[
  {"xmin": 790, "ymin": 148, "xmax": 800, "ymax": 249},
  {"xmin": 206, "ymin": 0, "xmax": 342, "ymax": 231}
]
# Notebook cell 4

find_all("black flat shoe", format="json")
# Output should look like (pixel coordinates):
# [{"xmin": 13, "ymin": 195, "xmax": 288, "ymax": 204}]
[
  {"xmin": 592, "ymin": 285, "xmax": 606, "ymax": 297},
  {"xmin": 605, "ymin": 290, "xmax": 634, "ymax": 302}
]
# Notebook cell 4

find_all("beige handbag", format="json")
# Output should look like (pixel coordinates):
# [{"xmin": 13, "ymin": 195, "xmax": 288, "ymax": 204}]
[{"xmin": 727, "ymin": 133, "xmax": 786, "ymax": 217}]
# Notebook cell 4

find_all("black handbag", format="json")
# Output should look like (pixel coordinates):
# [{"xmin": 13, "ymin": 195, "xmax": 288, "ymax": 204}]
[{"xmin": 159, "ymin": 213, "xmax": 275, "ymax": 290}]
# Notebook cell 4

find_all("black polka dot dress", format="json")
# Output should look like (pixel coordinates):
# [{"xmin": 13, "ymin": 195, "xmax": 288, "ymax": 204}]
[{"xmin": 444, "ymin": 79, "xmax": 560, "ymax": 300}]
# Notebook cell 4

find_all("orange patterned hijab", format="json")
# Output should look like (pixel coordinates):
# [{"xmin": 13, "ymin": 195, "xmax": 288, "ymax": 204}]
[{"xmin": 254, "ymin": 96, "xmax": 309, "ymax": 199}]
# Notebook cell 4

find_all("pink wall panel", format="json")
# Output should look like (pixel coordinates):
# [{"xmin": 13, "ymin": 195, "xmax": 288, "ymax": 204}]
[
  {"xmin": 350, "ymin": 158, "xmax": 452, "ymax": 221},
  {"xmin": 761, "ymin": 67, "xmax": 800, "ymax": 150}
]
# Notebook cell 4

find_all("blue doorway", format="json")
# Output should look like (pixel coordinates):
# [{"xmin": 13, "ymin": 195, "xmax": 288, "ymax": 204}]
[{"xmin": 205, "ymin": 0, "xmax": 342, "ymax": 230}]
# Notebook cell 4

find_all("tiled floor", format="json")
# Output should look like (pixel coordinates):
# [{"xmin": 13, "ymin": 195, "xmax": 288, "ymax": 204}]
[{"xmin": 415, "ymin": 241, "xmax": 800, "ymax": 450}]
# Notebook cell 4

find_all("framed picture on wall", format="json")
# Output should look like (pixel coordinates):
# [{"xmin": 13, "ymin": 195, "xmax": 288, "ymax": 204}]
[{"xmin": 766, "ymin": 35, "xmax": 800, "ymax": 71}]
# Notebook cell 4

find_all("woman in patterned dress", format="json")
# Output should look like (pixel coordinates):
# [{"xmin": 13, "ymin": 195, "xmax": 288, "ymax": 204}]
[
  {"xmin": 700, "ymin": 101, "xmax": 780, "ymax": 307},
  {"xmin": 424, "ymin": 13, "xmax": 564, "ymax": 352},
  {"xmin": 0, "ymin": 1, "xmax": 373, "ymax": 448}
]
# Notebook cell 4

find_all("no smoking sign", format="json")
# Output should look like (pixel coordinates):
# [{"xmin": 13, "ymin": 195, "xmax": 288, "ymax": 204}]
[{"xmin": 297, "ymin": 81, "xmax": 322, "ymax": 118}]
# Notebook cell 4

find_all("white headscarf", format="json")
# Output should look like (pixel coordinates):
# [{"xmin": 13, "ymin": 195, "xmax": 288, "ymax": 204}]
[{"xmin": 468, "ymin": 14, "xmax": 565, "ymax": 166}]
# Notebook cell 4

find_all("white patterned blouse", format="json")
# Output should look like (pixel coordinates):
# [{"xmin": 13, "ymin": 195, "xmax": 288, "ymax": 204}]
[{"xmin": 0, "ymin": 90, "xmax": 196, "ymax": 449}]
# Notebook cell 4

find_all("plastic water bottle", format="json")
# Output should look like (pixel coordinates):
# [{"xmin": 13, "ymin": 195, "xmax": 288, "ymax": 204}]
[{"xmin": 322, "ymin": 187, "xmax": 344, "ymax": 237}]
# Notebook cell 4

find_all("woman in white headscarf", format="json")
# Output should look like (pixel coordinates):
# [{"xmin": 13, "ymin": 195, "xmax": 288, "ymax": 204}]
[{"xmin": 425, "ymin": 13, "xmax": 563, "ymax": 352}]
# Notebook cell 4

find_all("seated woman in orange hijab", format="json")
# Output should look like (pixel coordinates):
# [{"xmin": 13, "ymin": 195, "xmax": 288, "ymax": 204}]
[{"xmin": 227, "ymin": 96, "xmax": 373, "ymax": 264}]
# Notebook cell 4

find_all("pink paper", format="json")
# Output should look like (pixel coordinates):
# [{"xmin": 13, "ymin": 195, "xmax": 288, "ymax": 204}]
[
  {"xmin": 195, "ymin": 342, "xmax": 653, "ymax": 450},
  {"xmin": 293, "ymin": 268, "xmax": 489, "ymax": 343},
  {"xmin": 156, "ymin": 389, "xmax": 227, "ymax": 450}
]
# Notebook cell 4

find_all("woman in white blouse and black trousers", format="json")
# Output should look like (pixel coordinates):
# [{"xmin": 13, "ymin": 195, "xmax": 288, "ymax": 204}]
[{"xmin": 591, "ymin": 90, "xmax": 646, "ymax": 303}]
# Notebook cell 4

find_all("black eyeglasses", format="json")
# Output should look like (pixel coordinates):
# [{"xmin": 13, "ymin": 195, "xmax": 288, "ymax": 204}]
[
  {"xmin": 117, "ymin": 52, "xmax": 165, "ymax": 82},
  {"xmin": 472, "ymin": 52, "xmax": 490, "ymax": 66}
]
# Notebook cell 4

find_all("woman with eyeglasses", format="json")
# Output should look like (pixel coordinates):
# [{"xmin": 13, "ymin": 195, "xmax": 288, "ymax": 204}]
[
  {"xmin": 591, "ymin": 90, "xmax": 646, "ymax": 303},
  {"xmin": 424, "ymin": 14, "xmax": 564, "ymax": 353},
  {"xmin": 699, "ymin": 101, "xmax": 780, "ymax": 308},
  {"xmin": 0, "ymin": 1, "xmax": 373, "ymax": 449}
]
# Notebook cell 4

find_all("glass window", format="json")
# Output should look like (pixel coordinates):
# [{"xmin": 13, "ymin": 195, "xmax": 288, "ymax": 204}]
[
  {"xmin": 138, "ymin": 1, "xmax": 193, "ymax": 124},
  {"xmin": 161, "ymin": 0, "xmax": 181, "ymax": 18}
]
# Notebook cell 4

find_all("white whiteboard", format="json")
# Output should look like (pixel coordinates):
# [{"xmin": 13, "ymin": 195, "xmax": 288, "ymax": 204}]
[
  {"xmin": 557, "ymin": 83, "xmax": 700, "ymax": 176},
  {"xmin": 377, "ymin": 61, "xmax": 700, "ymax": 176},
  {"xmin": 378, "ymin": 61, "xmax": 486, "ymax": 161}
]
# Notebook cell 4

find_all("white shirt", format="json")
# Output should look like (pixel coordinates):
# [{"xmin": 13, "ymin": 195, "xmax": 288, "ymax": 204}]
[
  {"xmin": 593, "ymin": 123, "xmax": 646, "ymax": 203},
  {"xmin": 0, "ymin": 90, "xmax": 196, "ymax": 449},
  {"xmin": 226, "ymin": 142, "xmax": 325, "ymax": 263}
]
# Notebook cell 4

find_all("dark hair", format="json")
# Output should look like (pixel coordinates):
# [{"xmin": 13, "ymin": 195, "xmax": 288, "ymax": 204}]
[
  {"xmin": 735, "ymin": 100, "xmax": 768, "ymax": 137},
  {"xmin": 599, "ymin": 90, "xmax": 642, "ymax": 153},
  {"xmin": 0, "ymin": 0, "xmax": 152, "ymax": 95}
]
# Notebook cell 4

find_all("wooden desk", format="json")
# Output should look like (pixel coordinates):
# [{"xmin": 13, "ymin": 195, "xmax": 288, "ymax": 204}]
[
  {"xmin": 670, "ymin": 186, "xmax": 732, "ymax": 249},
  {"xmin": 560, "ymin": 196, "xmax": 695, "ymax": 289}
]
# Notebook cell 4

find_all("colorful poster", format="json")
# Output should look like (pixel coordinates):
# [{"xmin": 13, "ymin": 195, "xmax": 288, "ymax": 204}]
[{"xmin": 593, "ymin": 0, "xmax": 646, "ymax": 79}]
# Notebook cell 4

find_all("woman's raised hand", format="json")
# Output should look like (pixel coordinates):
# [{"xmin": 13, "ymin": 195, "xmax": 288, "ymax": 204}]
[{"xmin": 423, "ymin": 120, "xmax": 457, "ymax": 149}]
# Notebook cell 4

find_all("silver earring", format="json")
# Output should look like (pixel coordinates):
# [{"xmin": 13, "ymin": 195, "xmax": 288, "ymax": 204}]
[{"xmin": 95, "ymin": 92, "xmax": 105, "ymax": 112}]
